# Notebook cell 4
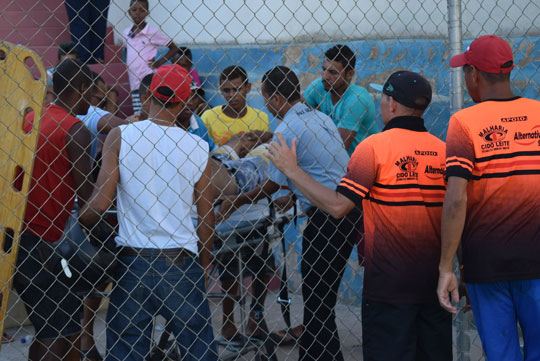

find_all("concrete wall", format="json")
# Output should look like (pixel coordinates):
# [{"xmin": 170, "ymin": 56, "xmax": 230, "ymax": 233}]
[{"xmin": 194, "ymin": 36, "xmax": 540, "ymax": 138}]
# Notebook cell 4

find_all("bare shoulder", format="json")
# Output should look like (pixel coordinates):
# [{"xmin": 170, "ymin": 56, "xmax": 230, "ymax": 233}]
[
  {"xmin": 67, "ymin": 121, "xmax": 91, "ymax": 147},
  {"xmin": 103, "ymin": 126, "xmax": 123, "ymax": 152}
]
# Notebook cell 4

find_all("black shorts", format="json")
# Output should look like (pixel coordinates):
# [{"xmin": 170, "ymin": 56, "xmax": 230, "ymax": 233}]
[
  {"xmin": 361, "ymin": 298, "xmax": 452, "ymax": 361},
  {"xmin": 215, "ymin": 230, "xmax": 275, "ymax": 283},
  {"xmin": 217, "ymin": 249, "xmax": 275, "ymax": 283},
  {"xmin": 13, "ymin": 232, "xmax": 83, "ymax": 340}
]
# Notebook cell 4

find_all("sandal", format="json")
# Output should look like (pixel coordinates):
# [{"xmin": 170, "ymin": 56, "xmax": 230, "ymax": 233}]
[
  {"xmin": 80, "ymin": 348, "xmax": 103, "ymax": 361},
  {"xmin": 246, "ymin": 332, "xmax": 265, "ymax": 342},
  {"xmin": 269, "ymin": 326, "xmax": 302, "ymax": 346},
  {"xmin": 218, "ymin": 334, "xmax": 247, "ymax": 351}
]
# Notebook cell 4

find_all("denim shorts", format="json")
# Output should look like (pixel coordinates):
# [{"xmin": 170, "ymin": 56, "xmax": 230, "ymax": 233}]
[
  {"xmin": 211, "ymin": 151, "xmax": 270, "ymax": 194},
  {"xmin": 13, "ymin": 232, "xmax": 82, "ymax": 339}
]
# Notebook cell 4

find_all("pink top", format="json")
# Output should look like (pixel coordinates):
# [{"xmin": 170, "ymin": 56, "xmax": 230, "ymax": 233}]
[{"xmin": 122, "ymin": 23, "xmax": 171, "ymax": 91}]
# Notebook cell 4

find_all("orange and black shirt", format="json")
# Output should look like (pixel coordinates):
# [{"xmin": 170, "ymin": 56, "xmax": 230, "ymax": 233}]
[
  {"xmin": 336, "ymin": 116, "xmax": 446, "ymax": 304},
  {"xmin": 446, "ymin": 97, "xmax": 540, "ymax": 283}
]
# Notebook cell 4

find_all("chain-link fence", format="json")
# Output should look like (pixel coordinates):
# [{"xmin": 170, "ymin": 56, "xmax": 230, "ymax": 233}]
[{"xmin": 1, "ymin": 0, "xmax": 540, "ymax": 360}]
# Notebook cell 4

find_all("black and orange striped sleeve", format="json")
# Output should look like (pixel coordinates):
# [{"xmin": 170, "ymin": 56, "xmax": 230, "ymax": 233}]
[
  {"xmin": 446, "ymin": 115, "xmax": 475, "ymax": 180},
  {"xmin": 336, "ymin": 138, "xmax": 376, "ymax": 205}
]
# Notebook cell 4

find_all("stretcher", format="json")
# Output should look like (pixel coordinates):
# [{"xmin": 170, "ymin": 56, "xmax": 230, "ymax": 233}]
[
  {"xmin": 195, "ymin": 199, "xmax": 294, "ymax": 361},
  {"xmin": 0, "ymin": 42, "xmax": 46, "ymax": 347}
]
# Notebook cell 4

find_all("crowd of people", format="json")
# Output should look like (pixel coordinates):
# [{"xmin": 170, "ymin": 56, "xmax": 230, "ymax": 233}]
[{"xmin": 7, "ymin": 0, "xmax": 540, "ymax": 359}]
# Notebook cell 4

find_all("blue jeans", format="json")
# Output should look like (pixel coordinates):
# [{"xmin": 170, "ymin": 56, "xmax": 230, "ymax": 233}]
[
  {"xmin": 105, "ymin": 252, "xmax": 218, "ymax": 361},
  {"xmin": 467, "ymin": 279, "xmax": 540, "ymax": 361}
]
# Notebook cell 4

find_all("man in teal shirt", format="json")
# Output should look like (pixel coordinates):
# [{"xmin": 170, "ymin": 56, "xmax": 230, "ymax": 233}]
[{"xmin": 305, "ymin": 44, "xmax": 377, "ymax": 154}]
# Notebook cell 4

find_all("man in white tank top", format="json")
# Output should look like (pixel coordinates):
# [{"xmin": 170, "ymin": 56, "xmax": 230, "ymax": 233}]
[{"xmin": 80, "ymin": 64, "xmax": 218, "ymax": 361}]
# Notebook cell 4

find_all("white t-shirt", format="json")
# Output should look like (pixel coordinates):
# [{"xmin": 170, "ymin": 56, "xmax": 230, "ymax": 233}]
[{"xmin": 115, "ymin": 120, "xmax": 209, "ymax": 253}]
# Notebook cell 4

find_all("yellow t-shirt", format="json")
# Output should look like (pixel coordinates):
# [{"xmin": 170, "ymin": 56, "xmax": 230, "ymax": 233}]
[{"xmin": 201, "ymin": 106, "xmax": 270, "ymax": 145}]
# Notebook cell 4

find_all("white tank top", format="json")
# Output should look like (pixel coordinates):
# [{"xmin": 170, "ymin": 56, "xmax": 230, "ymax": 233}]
[{"xmin": 115, "ymin": 120, "xmax": 209, "ymax": 253}]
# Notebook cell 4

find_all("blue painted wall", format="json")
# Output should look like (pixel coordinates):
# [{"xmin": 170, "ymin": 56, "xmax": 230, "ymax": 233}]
[{"xmin": 191, "ymin": 36, "xmax": 540, "ymax": 305}]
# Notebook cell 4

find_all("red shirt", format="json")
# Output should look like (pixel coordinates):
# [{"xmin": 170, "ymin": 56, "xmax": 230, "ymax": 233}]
[
  {"xmin": 337, "ymin": 116, "xmax": 446, "ymax": 304},
  {"xmin": 24, "ymin": 104, "xmax": 80, "ymax": 242}
]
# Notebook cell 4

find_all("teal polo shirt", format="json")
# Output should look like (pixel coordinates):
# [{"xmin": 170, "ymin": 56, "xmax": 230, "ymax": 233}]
[{"xmin": 305, "ymin": 78, "xmax": 377, "ymax": 154}]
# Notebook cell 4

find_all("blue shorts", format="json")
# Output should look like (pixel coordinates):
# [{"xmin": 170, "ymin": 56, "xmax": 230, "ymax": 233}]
[
  {"xmin": 212, "ymin": 148, "xmax": 269, "ymax": 194},
  {"xmin": 467, "ymin": 279, "xmax": 540, "ymax": 361},
  {"xmin": 226, "ymin": 155, "xmax": 269, "ymax": 193}
]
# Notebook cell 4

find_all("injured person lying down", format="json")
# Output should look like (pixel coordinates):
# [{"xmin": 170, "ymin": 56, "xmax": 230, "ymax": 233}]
[
  {"xmin": 175, "ymin": 103, "xmax": 273, "ymax": 201},
  {"xmin": 208, "ymin": 131, "xmax": 272, "ymax": 198}
]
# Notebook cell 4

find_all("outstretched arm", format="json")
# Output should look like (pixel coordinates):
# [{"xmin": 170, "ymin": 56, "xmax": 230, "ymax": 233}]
[
  {"xmin": 267, "ymin": 132, "xmax": 355, "ymax": 218},
  {"xmin": 96, "ymin": 113, "xmax": 129, "ymax": 134}
]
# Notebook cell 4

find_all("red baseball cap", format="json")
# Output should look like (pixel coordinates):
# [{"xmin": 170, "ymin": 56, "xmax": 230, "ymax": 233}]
[
  {"xmin": 449, "ymin": 35, "xmax": 514, "ymax": 74},
  {"xmin": 150, "ymin": 64, "xmax": 192, "ymax": 103}
]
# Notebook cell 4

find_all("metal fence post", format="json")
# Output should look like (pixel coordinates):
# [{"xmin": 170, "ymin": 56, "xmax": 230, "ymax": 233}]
[
  {"xmin": 447, "ymin": 1, "xmax": 471, "ymax": 361},
  {"xmin": 448, "ymin": 0, "xmax": 464, "ymax": 114}
]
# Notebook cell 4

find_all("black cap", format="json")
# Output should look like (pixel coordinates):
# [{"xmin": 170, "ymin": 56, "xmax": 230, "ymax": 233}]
[{"xmin": 371, "ymin": 71, "xmax": 432, "ymax": 110}]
